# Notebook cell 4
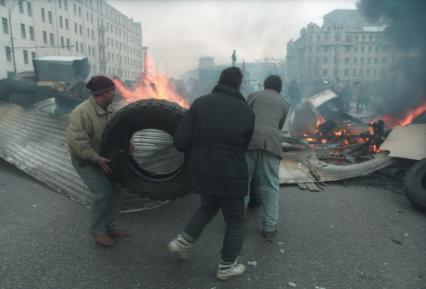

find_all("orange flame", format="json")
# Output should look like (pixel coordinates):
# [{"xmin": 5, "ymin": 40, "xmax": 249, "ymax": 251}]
[
  {"xmin": 113, "ymin": 71, "xmax": 189, "ymax": 109},
  {"xmin": 316, "ymin": 113, "xmax": 326, "ymax": 128},
  {"xmin": 380, "ymin": 102, "xmax": 426, "ymax": 128}
]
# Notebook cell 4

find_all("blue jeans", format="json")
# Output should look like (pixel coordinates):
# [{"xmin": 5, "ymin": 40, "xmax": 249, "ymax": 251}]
[
  {"xmin": 245, "ymin": 150, "xmax": 280, "ymax": 232},
  {"xmin": 71, "ymin": 157, "xmax": 121, "ymax": 235}
]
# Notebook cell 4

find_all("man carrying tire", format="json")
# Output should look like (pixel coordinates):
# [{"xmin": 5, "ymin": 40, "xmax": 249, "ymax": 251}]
[
  {"xmin": 168, "ymin": 67, "xmax": 255, "ymax": 280},
  {"xmin": 245, "ymin": 75, "xmax": 289, "ymax": 241},
  {"xmin": 67, "ymin": 75, "xmax": 129, "ymax": 247}
]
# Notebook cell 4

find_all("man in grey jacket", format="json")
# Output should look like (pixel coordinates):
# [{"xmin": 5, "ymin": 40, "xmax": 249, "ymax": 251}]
[{"xmin": 246, "ymin": 75, "xmax": 289, "ymax": 240}]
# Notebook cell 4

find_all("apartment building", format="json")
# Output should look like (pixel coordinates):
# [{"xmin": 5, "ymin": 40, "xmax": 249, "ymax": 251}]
[
  {"xmin": 0, "ymin": 0, "xmax": 143, "ymax": 81},
  {"xmin": 285, "ymin": 9, "xmax": 400, "ymax": 85}
]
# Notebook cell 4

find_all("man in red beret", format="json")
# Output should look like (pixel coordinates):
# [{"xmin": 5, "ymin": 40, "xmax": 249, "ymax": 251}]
[{"xmin": 67, "ymin": 75, "xmax": 129, "ymax": 246}]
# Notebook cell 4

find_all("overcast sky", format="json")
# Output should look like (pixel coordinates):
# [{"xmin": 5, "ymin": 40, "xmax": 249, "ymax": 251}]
[{"xmin": 108, "ymin": 0, "xmax": 357, "ymax": 78}]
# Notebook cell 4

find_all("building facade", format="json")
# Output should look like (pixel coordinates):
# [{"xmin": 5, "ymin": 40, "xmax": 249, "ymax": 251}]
[
  {"xmin": 285, "ymin": 9, "xmax": 399, "ymax": 86},
  {"xmin": 0, "ymin": 0, "xmax": 143, "ymax": 81}
]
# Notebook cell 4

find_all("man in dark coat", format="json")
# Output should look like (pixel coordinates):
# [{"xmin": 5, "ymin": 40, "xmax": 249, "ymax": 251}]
[{"xmin": 168, "ymin": 67, "xmax": 255, "ymax": 281}]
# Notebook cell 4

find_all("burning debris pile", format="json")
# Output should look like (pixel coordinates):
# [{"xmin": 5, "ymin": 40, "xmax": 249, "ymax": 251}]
[{"xmin": 285, "ymin": 89, "xmax": 426, "ymax": 166}]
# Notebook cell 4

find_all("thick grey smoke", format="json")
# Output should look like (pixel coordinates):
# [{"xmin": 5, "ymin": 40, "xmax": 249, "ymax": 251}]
[{"xmin": 358, "ymin": 0, "xmax": 426, "ymax": 115}]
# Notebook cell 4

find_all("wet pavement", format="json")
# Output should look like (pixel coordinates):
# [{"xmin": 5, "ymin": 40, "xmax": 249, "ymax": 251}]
[{"xmin": 0, "ymin": 158, "xmax": 425, "ymax": 289}]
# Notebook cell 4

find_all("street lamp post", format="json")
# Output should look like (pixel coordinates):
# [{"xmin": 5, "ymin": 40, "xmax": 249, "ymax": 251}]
[{"xmin": 8, "ymin": 0, "xmax": 25, "ymax": 76}]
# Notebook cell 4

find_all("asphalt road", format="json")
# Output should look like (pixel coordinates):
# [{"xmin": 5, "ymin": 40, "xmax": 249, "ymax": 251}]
[{"xmin": 0, "ymin": 158, "xmax": 425, "ymax": 289}]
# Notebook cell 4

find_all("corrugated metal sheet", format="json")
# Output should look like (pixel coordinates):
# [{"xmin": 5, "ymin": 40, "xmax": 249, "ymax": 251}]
[
  {"xmin": 0, "ymin": 102, "xmax": 182, "ymax": 205},
  {"xmin": 0, "ymin": 102, "xmax": 92, "ymax": 204},
  {"xmin": 0, "ymin": 101, "xmax": 396, "ymax": 199},
  {"xmin": 308, "ymin": 152, "xmax": 396, "ymax": 182}
]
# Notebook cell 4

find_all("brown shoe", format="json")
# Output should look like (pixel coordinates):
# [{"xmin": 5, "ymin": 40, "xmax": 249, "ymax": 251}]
[
  {"xmin": 109, "ymin": 230, "xmax": 130, "ymax": 239},
  {"xmin": 95, "ymin": 234, "xmax": 114, "ymax": 246}
]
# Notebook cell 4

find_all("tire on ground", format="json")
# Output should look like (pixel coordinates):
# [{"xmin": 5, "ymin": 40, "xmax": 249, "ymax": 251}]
[
  {"xmin": 100, "ymin": 99, "xmax": 190, "ymax": 200},
  {"xmin": 404, "ymin": 158, "xmax": 426, "ymax": 211}
]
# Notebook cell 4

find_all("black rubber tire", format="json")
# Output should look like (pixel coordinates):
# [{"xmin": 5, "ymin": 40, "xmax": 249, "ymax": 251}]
[
  {"xmin": 404, "ymin": 159, "xmax": 426, "ymax": 211},
  {"xmin": 100, "ymin": 99, "xmax": 190, "ymax": 200}
]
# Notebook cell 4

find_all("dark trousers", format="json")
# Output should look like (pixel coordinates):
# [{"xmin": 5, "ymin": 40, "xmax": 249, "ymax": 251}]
[{"xmin": 184, "ymin": 195, "xmax": 245, "ymax": 263}]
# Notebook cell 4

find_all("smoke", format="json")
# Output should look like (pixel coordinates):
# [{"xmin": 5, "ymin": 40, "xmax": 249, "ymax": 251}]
[{"xmin": 358, "ymin": 0, "xmax": 426, "ymax": 114}]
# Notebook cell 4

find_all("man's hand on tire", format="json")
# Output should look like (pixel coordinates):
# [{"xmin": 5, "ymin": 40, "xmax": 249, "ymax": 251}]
[{"xmin": 98, "ymin": 157, "xmax": 112, "ymax": 174}]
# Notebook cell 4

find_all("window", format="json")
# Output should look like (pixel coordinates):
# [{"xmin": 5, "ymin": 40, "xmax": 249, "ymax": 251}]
[
  {"xmin": 345, "ymin": 46, "xmax": 350, "ymax": 53},
  {"xmin": 87, "ymin": 28, "xmax": 90, "ymax": 37},
  {"xmin": 367, "ymin": 57, "xmax": 371, "ymax": 64},
  {"xmin": 76, "ymin": 41, "xmax": 79, "ymax": 52},
  {"xmin": 345, "ymin": 57, "xmax": 350, "ymax": 65},
  {"xmin": 344, "ymin": 69, "xmax": 349, "ymax": 76},
  {"xmin": 91, "ymin": 30, "xmax": 94, "ymax": 40},
  {"xmin": 5, "ymin": 46, "xmax": 11, "ymax": 61},
  {"xmin": 65, "ymin": 19, "xmax": 69, "ymax": 30},
  {"xmin": 90, "ymin": 13, "xmax": 93, "ymax": 23},
  {"xmin": 78, "ymin": 6, "xmax": 81, "ymax": 17},
  {"xmin": 79, "ymin": 25, "xmax": 82, "ymax": 35},
  {"xmin": 354, "ymin": 46, "xmax": 358, "ymax": 53},
  {"xmin": 86, "ymin": 11, "xmax": 89, "ymax": 21},
  {"xmin": 361, "ymin": 46, "xmax": 365, "ymax": 53},
  {"xmin": 61, "ymin": 36, "xmax": 64, "ymax": 48},
  {"xmin": 23, "ymin": 50, "xmax": 28, "ymax": 64},
  {"xmin": 41, "ymin": 8, "xmax": 45, "ymax": 22},
  {"xmin": 27, "ymin": 2, "xmax": 32, "ymax": 16},
  {"xmin": 382, "ymin": 57, "xmax": 387, "ymax": 65},
  {"xmin": 59, "ymin": 16, "xmax": 63, "ymax": 28},
  {"xmin": 368, "ymin": 46, "xmax": 372, "ymax": 53},
  {"xmin": 0, "ymin": 0, "xmax": 6, "ymax": 6},
  {"xmin": 74, "ymin": 23, "xmax": 77, "ymax": 33},
  {"xmin": 73, "ymin": 4, "xmax": 76, "ymax": 15},
  {"xmin": 353, "ymin": 69, "xmax": 357, "ymax": 76},
  {"xmin": 58, "ymin": 0, "xmax": 62, "ymax": 9},
  {"xmin": 360, "ymin": 57, "xmax": 364, "ymax": 64},
  {"xmin": 323, "ymin": 69, "xmax": 328, "ymax": 76},
  {"xmin": 354, "ymin": 57, "xmax": 357, "ymax": 64},
  {"xmin": 48, "ymin": 11, "xmax": 52, "ymax": 24},
  {"xmin": 323, "ymin": 57, "xmax": 328, "ymax": 64},
  {"xmin": 43, "ymin": 31, "xmax": 47, "ymax": 44},
  {"xmin": 374, "ymin": 57, "xmax": 378, "ymax": 64},
  {"xmin": 29, "ymin": 26, "xmax": 34, "ymax": 41},
  {"xmin": 2, "ymin": 17, "xmax": 8, "ymax": 34},
  {"xmin": 80, "ymin": 43, "xmax": 83, "ymax": 52},
  {"xmin": 20, "ymin": 23, "xmax": 26, "ymax": 39},
  {"xmin": 66, "ymin": 38, "xmax": 70, "ymax": 49},
  {"xmin": 31, "ymin": 51, "xmax": 36, "ymax": 59},
  {"xmin": 18, "ymin": 0, "xmax": 24, "ymax": 13},
  {"xmin": 50, "ymin": 33, "xmax": 54, "ymax": 45},
  {"xmin": 64, "ymin": 0, "xmax": 68, "ymax": 10}
]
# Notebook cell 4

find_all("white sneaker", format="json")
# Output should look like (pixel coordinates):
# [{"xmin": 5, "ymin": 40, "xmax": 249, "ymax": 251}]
[
  {"xmin": 168, "ymin": 234, "xmax": 192, "ymax": 259},
  {"xmin": 216, "ymin": 259, "xmax": 246, "ymax": 280}
]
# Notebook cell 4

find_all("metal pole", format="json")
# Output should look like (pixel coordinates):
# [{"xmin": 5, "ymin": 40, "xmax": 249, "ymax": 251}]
[
  {"xmin": 8, "ymin": 0, "xmax": 22, "ymax": 76},
  {"xmin": 8, "ymin": 1, "xmax": 17, "ymax": 75}
]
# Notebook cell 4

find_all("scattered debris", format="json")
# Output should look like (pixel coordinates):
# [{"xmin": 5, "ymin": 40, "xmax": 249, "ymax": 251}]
[
  {"xmin": 389, "ymin": 238, "xmax": 403, "ymax": 245},
  {"xmin": 280, "ymin": 249, "xmax": 285, "ymax": 254},
  {"xmin": 288, "ymin": 282, "xmax": 297, "ymax": 287},
  {"xmin": 247, "ymin": 261, "xmax": 258, "ymax": 266}
]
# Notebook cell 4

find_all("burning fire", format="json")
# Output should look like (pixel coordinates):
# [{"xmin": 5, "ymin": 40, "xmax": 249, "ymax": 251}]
[
  {"xmin": 113, "ymin": 71, "xmax": 189, "ymax": 108},
  {"xmin": 380, "ymin": 101, "xmax": 426, "ymax": 128},
  {"xmin": 316, "ymin": 113, "xmax": 326, "ymax": 127}
]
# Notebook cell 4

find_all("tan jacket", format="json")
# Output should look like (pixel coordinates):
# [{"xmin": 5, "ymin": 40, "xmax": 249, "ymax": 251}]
[
  {"xmin": 247, "ymin": 89, "xmax": 289, "ymax": 158},
  {"xmin": 67, "ymin": 96, "xmax": 114, "ymax": 163}
]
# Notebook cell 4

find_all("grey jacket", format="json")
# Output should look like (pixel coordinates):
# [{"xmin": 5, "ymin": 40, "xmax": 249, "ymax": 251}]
[{"xmin": 247, "ymin": 89, "xmax": 289, "ymax": 158}]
